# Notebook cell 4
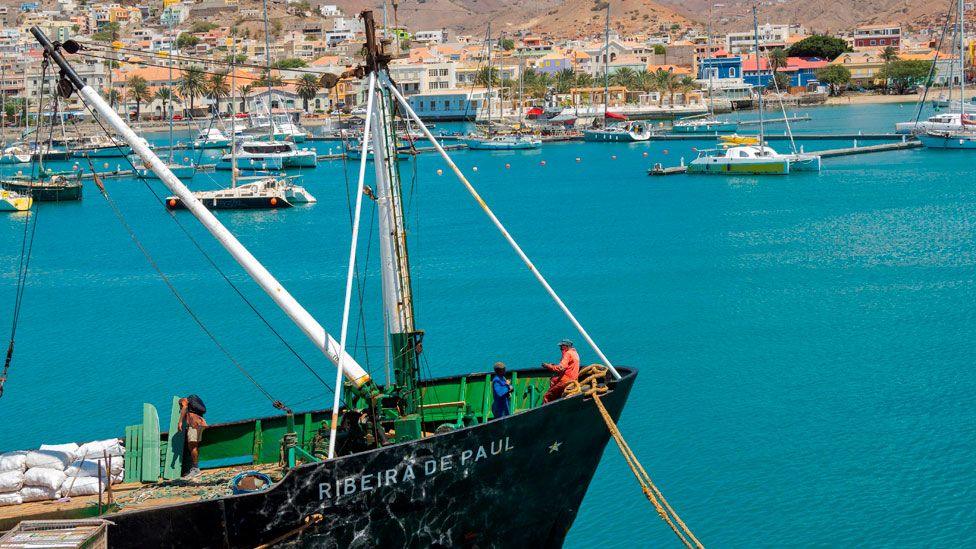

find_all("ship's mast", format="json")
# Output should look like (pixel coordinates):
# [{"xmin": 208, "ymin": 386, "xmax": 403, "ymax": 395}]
[
  {"xmin": 484, "ymin": 23, "xmax": 493, "ymax": 135},
  {"xmin": 959, "ymin": 0, "xmax": 965, "ymax": 114},
  {"xmin": 361, "ymin": 12, "xmax": 424, "ymax": 419}
]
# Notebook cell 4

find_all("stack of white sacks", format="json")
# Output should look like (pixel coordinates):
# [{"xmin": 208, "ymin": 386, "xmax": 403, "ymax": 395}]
[{"xmin": 0, "ymin": 439, "xmax": 125, "ymax": 506}]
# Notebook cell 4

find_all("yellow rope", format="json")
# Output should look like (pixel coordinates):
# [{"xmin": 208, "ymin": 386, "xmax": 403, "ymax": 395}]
[{"xmin": 567, "ymin": 366, "xmax": 704, "ymax": 548}]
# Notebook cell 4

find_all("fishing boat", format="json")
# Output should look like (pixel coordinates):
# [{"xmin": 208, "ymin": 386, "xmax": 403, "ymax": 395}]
[
  {"xmin": 216, "ymin": 141, "xmax": 316, "ymax": 170},
  {"xmin": 191, "ymin": 127, "xmax": 232, "ymax": 149},
  {"xmin": 1, "ymin": 172, "xmax": 82, "ymax": 202},
  {"xmin": 582, "ymin": 120, "xmax": 652, "ymax": 142},
  {"xmin": 1, "ymin": 19, "xmax": 668, "ymax": 547},
  {"xmin": 165, "ymin": 176, "xmax": 314, "ymax": 210},
  {"xmin": 0, "ymin": 189, "xmax": 32, "ymax": 211}
]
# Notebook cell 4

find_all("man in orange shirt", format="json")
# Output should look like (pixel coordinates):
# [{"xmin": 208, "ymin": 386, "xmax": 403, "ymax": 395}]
[{"xmin": 543, "ymin": 339, "xmax": 580, "ymax": 403}]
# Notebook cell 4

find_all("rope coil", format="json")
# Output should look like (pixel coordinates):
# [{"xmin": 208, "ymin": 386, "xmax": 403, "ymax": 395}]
[{"xmin": 567, "ymin": 366, "xmax": 704, "ymax": 549}]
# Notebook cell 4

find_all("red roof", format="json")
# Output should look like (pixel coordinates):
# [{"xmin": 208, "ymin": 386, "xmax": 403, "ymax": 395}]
[{"xmin": 741, "ymin": 54, "xmax": 829, "ymax": 72}]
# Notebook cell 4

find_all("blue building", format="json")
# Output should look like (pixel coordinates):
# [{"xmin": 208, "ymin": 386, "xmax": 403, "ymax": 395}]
[
  {"xmin": 20, "ymin": 2, "xmax": 38, "ymax": 12},
  {"xmin": 407, "ymin": 89, "xmax": 498, "ymax": 121},
  {"xmin": 698, "ymin": 56, "xmax": 742, "ymax": 81},
  {"xmin": 742, "ymin": 55, "xmax": 828, "ymax": 88}
]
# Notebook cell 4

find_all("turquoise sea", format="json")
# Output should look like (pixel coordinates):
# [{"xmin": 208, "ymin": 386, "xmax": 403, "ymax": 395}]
[{"xmin": 2, "ymin": 102, "xmax": 975, "ymax": 546}]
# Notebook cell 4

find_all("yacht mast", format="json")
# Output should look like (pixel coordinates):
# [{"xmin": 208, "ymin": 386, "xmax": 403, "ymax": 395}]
[
  {"xmin": 261, "ymin": 0, "xmax": 274, "ymax": 142},
  {"xmin": 706, "ymin": 1, "xmax": 714, "ymax": 117},
  {"xmin": 230, "ymin": 38, "xmax": 238, "ymax": 187},
  {"xmin": 603, "ymin": 3, "xmax": 610, "ymax": 128},
  {"xmin": 30, "ymin": 28, "xmax": 378, "ymax": 396},
  {"xmin": 167, "ymin": 24, "xmax": 175, "ymax": 164},
  {"xmin": 484, "ymin": 23, "xmax": 492, "ymax": 134},
  {"xmin": 753, "ymin": 4, "xmax": 765, "ymax": 148},
  {"xmin": 959, "ymin": 0, "xmax": 965, "ymax": 114}
]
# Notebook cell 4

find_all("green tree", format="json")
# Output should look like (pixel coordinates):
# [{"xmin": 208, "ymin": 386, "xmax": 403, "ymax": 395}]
[
  {"xmin": 766, "ymin": 71, "xmax": 791, "ymax": 91},
  {"xmin": 786, "ymin": 34, "xmax": 850, "ymax": 60},
  {"xmin": 575, "ymin": 72, "xmax": 594, "ymax": 88},
  {"xmin": 224, "ymin": 53, "xmax": 248, "ymax": 64},
  {"xmin": 178, "ymin": 66, "xmax": 206, "ymax": 114},
  {"xmin": 652, "ymin": 68, "xmax": 678, "ymax": 106},
  {"xmin": 255, "ymin": 69, "xmax": 283, "ymax": 87},
  {"xmin": 878, "ymin": 46, "xmax": 899, "ymax": 93},
  {"xmin": 176, "ymin": 32, "xmax": 200, "ymax": 50},
  {"xmin": 295, "ymin": 73, "xmax": 321, "ymax": 112},
  {"xmin": 125, "ymin": 75, "xmax": 152, "ymax": 120},
  {"xmin": 190, "ymin": 21, "xmax": 218, "ymax": 33},
  {"xmin": 475, "ymin": 67, "xmax": 499, "ymax": 87},
  {"xmin": 91, "ymin": 22, "xmax": 120, "ymax": 42},
  {"xmin": 239, "ymin": 84, "xmax": 253, "ymax": 113},
  {"xmin": 500, "ymin": 38, "xmax": 515, "ymax": 51},
  {"xmin": 632, "ymin": 69, "xmax": 654, "ymax": 92},
  {"xmin": 878, "ymin": 59, "xmax": 932, "ymax": 94},
  {"xmin": 273, "ymin": 58, "xmax": 307, "ymax": 69},
  {"xmin": 652, "ymin": 44, "xmax": 666, "ymax": 55},
  {"xmin": 814, "ymin": 64, "xmax": 851, "ymax": 95}
]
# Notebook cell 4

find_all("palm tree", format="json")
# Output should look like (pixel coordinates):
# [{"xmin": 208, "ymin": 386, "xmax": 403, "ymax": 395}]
[
  {"xmin": 554, "ymin": 69, "xmax": 576, "ymax": 94},
  {"xmin": 154, "ymin": 87, "xmax": 177, "ymax": 119},
  {"xmin": 575, "ymin": 72, "xmax": 594, "ymax": 88},
  {"xmin": 653, "ymin": 69, "xmax": 675, "ymax": 107},
  {"xmin": 676, "ymin": 76, "xmax": 697, "ymax": 105},
  {"xmin": 239, "ymin": 84, "xmax": 253, "ymax": 113},
  {"xmin": 178, "ymin": 66, "xmax": 206, "ymax": 116},
  {"xmin": 475, "ymin": 67, "xmax": 499, "ymax": 88},
  {"xmin": 880, "ymin": 46, "xmax": 899, "ymax": 93},
  {"xmin": 768, "ymin": 48, "xmax": 788, "ymax": 88},
  {"xmin": 255, "ymin": 69, "xmax": 283, "ymax": 88},
  {"xmin": 207, "ymin": 72, "xmax": 230, "ymax": 112},
  {"xmin": 126, "ymin": 76, "xmax": 152, "ymax": 120},
  {"xmin": 633, "ymin": 69, "xmax": 654, "ymax": 93},
  {"xmin": 610, "ymin": 67, "xmax": 636, "ymax": 89},
  {"xmin": 295, "ymin": 73, "xmax": 321, "ymax": 112}
]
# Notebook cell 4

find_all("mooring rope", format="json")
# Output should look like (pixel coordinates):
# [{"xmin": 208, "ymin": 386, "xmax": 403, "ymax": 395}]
[{"xmin": 565, "ymin": 366, "xmax": 704, "ymax": 548}]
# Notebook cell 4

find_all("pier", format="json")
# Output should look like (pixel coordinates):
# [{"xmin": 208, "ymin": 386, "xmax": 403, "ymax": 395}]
[
  {"xmin": 737, "ymin": 114, "xmax": 812, "ymax": 126},
  {"xmin": 648, "ymin": 132, "xmax": 911, "ymax": 141},
  {"xmin": 648, "ymin": 139, "xmax": 922, "ymax": 176}
]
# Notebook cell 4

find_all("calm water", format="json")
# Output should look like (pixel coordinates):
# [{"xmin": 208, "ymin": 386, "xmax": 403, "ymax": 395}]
[{"xmin": 2, "ymin": 103, "xmax": 975, "ymax": 546}]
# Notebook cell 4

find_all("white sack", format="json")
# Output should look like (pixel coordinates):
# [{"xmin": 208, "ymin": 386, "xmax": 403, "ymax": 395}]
[
  {"xmin": 25, "ymin": 450, "xmax": 72, "ymax": 471},
  {"xmin": 19, "ymin": 486, "xmax": 59, "ymax": 502},
  {"xmin": 76, "ymin": 439, "xmax": 124, "ymax": 459},
  {"xmin": 61, "ymin": 476, "xmax": 106, "ymax": 497},
  {"xmin": 39, "ymin": 443, "xmax": 79, "ymax": 459},
  {"xmin": 24, "ymin": 467, "xmax": 66, "ymax": 490},
  {"xmin": 0, "ymin": 470, "xmax": 24, "ymax": 492},
  {"xmin": 111, "ymin": 471, "xmax": 124, "ymax": 485},
  {"xmin": 0, "ymin": 492, "xmax": 22, "ymax": 506},
  {"xmin": 0, "ymin": 451, "xmax": 28, "ymax": 473},
  {"xmin": 64, "ymin": 460, "xmax": 106, "ymax": 479}
]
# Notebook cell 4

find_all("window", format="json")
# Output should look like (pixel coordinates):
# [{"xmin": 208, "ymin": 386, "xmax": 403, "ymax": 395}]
[
  {"xmin": 869, "ymin": 40, "xmax": 877, "ymax": 46},
  {"xmin": 443, "ymin": 100, "xmax": 449, "ymax": 109},
  {"xmin": 729, "ymin": 68, "xmax": 735, "ymax": 77}
]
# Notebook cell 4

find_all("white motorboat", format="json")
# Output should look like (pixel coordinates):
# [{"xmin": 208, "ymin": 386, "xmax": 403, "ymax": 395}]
[
  {"xmin": 582, "ymin": 121, "xmax": 652, "ymax": 142},
  {"xmin": 465, "ymin": 134, "xmax": 542, "ymax": 150},
  {"xmin": 216, "ymin": 140, "xmax": 317, "ymax": 170},
  {"xmin": 192, "ymin": 127, "xmax": 232, "ymax": 149}
]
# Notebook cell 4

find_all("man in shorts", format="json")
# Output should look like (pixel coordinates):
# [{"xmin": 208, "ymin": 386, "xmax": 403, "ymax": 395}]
[{"xmin": 178, "ymin": 395, "xmax": 207, "ymax": 479}]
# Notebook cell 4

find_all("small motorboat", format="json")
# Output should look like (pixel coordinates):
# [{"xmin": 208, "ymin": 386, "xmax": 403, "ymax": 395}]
[
  {"xmin": 0, "ymin": 189, "xmax": 33, "ymax": 211},
  {"xmin": 192, "ymin": 128, "xmax": 232, "ymax": 149}
]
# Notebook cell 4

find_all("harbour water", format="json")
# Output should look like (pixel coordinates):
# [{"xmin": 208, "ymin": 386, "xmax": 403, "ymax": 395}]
[{"xmin": 1, "ymin": 102, "xmax": 975, "ymax": 546}]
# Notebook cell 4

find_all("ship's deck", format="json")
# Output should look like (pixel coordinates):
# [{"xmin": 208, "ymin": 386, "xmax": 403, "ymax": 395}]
[{"xmin": 0, "ymin": 463, "xmax": 282, "ymax": 530}]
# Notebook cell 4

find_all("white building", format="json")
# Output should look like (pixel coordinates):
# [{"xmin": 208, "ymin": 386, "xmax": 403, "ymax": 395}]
[
  {"xmin": 413, "ymin": 29, "xmax": 448, "ymax": 44},
  {"xmin": 725, "ymin": 24, "xmax": 804, "ymax": 53}
]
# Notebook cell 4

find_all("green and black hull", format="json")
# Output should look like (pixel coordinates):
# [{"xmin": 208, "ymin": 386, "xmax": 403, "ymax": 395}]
[
  {"xmin": 105, "ymin": 367, "xmax": 637, "ymax": 547},
  {"xmin": 1, "ymin": 180, "xmax": 83, "ymax": 202}
]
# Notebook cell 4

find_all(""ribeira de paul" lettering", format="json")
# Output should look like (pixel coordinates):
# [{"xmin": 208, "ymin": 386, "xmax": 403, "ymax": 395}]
[{"xmin": 318, "ymin": 437, "xmax": 515, "ymax": 504}]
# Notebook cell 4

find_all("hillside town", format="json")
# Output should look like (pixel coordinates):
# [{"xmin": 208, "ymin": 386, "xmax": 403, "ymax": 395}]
[{"xmin": 0, "ymin": 0, "xmax": 966, "ymax": 125}]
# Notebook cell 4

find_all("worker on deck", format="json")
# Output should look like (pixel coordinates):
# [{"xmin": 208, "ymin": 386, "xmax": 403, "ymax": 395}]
[
  {"xmin": 543, "ymin": 339, "xmax": 580, "ymax": 403},
  {"xmin": 178, "ymin": 394, "xmax": 207, "ymax": 479},
  {"xmin": 491, "ymin": 362, "xmax": 513, "ymax": 419}
]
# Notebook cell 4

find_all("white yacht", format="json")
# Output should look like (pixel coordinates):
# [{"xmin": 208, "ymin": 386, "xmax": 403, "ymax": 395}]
[{"xmin": 216, "ymin": 140, "xmax": 317, "ymax": 170}]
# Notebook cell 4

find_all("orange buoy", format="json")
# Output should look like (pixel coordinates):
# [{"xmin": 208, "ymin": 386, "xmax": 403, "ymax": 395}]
[
  {"xmin": 270, "ymin": 197, "xmax": 278, "ymax": 206},
  {"xmin": 168, "ymin": 198, "xmax": 177, "ymax": 207},
  {"xmin": 436, "ymin": 169, "xmax": 443, "ymax": 175}
]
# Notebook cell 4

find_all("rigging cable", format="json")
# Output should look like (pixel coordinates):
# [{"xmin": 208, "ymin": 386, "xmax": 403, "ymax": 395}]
[
  {"xmin": 0, "ymin": 60, "xmax": 48, "ymax": 398},
  {"xmin": 64, "ymin": 89, "xmax": 336, "ymax": 409},
  {"xmin": 913, "ymin": 0, "xmax": 956, "ymax": 124}
]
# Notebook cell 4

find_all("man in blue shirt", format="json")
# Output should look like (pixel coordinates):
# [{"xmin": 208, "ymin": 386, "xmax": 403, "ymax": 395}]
[{"xmin": 491, "ymin": 362, "xmax": 513, "ymax": 420}]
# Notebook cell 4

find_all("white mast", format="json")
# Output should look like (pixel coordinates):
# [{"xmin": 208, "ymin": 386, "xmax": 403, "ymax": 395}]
[
  {"xmin": 959, "ymin": 0, "xmax": 965, "ymax": 114},
  {"xmin": 603, "ymin": 3, "xmax": 610, "ymax": 128},
  {"xmin": 753, "ymin": 4, "xmax": 765, "ymax": 148},
  {"xmin": 230, "ymin": 38, "xmax": 238, "ymax": 187},
  {"xmin": 30, "ymin": 29, "xmax": 374, "ymax": 391}
]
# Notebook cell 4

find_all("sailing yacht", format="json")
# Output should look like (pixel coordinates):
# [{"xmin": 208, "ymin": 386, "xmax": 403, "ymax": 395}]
[
  {"xmin": 465, "ymin": 26, "xmax": 542, "ymax": 151},
  {"xmin": 917, "ymin": 0, "xmax": 973, "ymax": 149},
  {"xmin": 165, "ymin": 175, "xmax": 315, "ymax": 210},
  {"xmin": 192, "ymin": 127, "xmax": 232, "ymax": 149},
  {"xmin": 673, "ymin": 1, "xmax": 739, "ymax": 135}
]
